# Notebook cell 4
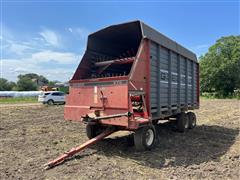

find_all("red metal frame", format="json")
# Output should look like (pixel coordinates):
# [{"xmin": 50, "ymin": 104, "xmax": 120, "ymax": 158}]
[
  {"xmin": 65, "ymin": 38, "xmax": 152, "ymax": 130},
  {"xmin": 64, "ymin": 81, "xmax": 129, "ymax": 125},
  {"xmin": 70, "ymin": 76, "xmax": 128, "ymax": 83}
]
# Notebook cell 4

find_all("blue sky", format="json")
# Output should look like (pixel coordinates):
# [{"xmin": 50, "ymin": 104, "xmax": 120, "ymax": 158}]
[{"xmin": 1, "ymin": 0, "xmax": 239, "ymax": 82}]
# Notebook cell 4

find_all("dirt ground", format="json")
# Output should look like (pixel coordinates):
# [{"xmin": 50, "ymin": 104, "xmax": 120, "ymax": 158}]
[{"xmin": 0, "ymin": 99, "xmax": 239, "ymax": 180}]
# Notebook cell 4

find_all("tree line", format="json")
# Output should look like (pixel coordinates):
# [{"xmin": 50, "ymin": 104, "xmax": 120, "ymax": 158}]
[
  {"xmin": 199, "ymin": 35, "xmax": 240, "ymax": 98},
  {"xmin": 0, "ymin": 73, "xmax": 59, "ymax": 91}
]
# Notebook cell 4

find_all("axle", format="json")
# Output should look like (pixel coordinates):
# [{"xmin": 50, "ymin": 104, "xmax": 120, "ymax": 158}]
[{"xmin": 82, "ymin": 112, "xmax": 132, "ymax": 123}]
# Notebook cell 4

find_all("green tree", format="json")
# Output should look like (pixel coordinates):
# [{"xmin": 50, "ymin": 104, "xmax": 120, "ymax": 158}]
[
  {"xmin": 18, "ymin": 73, "xmax": 49, "ymax": 86},
  {"xmin": 199, "ymin": 35, "xmax": 240, "ymax": 97},
  {"xmin": 0, "ymin": 78, "xmax": 16, "ymax": 91},
  {"xmin": 38, "ymin": 75, "xmax": 49, "ymax": 85},
  {"xmin": 16, "ymin": 76, "xmax": 37, "ymax": 91},
  {"xmin": 48, "ymin": 80, "xmax": 60, "ymax": 87}
]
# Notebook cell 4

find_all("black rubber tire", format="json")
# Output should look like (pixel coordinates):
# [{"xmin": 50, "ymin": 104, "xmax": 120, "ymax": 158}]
[
  {"xmin": 152, "ymin": 120, "xmax": 159, "ymax": 125},
  {"xmin": 134, "ymin": 125, "xmax": 156, "ymax": 151},
  {"xmin": 126, "ymin": 133, "xmax": 134, "ymax": 146},
  {"xmin": 47, "ymin": 99, "xmax": 54, "ymax": 105},
  {"xmin": 86, "ymin": 124, "xmax": 104, "ymax": 139},
  {"xmin": 176, "ymin": 112, "xmax": 189, "ymax": 132},
  {"xmin": 187, "ymin": 112, "xmax": 197, "ymax": 129}
]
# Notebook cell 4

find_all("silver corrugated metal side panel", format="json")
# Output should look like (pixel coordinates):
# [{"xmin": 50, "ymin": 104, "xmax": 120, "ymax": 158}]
[{"xmin": 149, "ymin": 40, "xmax": 198, "ymax": 118}]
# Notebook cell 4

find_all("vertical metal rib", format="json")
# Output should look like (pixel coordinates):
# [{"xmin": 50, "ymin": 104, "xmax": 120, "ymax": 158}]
[
  {"xmin": 177, "ymin": 54, "xmax": 180, "ymax": 110},
  {"xmin": 168, "ymin": 50, "xmax": 172, "ymax": 112},
  {"xmin": 185, "ymin": 58, "xmax": 188, "ymax": 106},
  {"xmin": 157, "ymin": 45, "xmax": 161, "ymax": 116},
  {"xmin": 192, "ymin": 61, "xmax": 194, "ymax": 105}
]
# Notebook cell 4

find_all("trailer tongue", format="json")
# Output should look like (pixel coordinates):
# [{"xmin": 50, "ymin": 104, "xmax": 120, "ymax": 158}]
[
  {"xmin": 44, "ymin": 112, "xmax": 132, "ymax": 169},
  {"xmin": 44, "ymin": 128, "xmax": 115, "ymax": 169}
]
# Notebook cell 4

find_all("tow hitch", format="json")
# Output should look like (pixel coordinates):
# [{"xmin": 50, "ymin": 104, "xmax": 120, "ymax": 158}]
[{"xmin": 43, "ymin": 128, "xmax": 115, "ymax": 169}]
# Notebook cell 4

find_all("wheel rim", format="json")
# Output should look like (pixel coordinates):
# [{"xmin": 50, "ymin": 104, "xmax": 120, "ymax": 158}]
[
  {"xmin": 192, "ymin": 118, "xmax": 196, "ymax": 126},
  {"xmin": 184, "ymin": 118, "xmax": 189, "ymax": 129},
  {"xmin": 145, "ymin": 129, "xmax": 154, "ymax": 146}
]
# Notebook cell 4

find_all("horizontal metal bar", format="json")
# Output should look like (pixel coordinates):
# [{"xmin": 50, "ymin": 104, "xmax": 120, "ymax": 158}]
[
  {"xmin": 94, "ymin": 112, "xmax": 130, "ymax": 120},
  {"xmin": 95, "ymin": 57, "xmax": 134, "ymax": 67}
]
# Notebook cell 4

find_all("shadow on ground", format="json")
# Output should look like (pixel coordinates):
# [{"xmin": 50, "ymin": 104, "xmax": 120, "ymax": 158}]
[{"xmin": 70, "ymin": 123, "xmax": 239, "ymax": 169}]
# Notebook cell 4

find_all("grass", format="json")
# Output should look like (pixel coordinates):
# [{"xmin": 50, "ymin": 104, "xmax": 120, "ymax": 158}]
[
  {"xmin": 201, "ymin": 91, "xmax": 240, "ymax": 100},
  {"xmin": 201, "ymin": 95, "xmax": 240, "ymax": 100},
  {"xmin": 0, "ymin": 97, "xmax": 38, "ymax": 104}
]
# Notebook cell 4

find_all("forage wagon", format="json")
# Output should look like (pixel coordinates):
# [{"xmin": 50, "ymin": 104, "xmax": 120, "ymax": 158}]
[{"xmin": 45, "ymin": 20, "xmax": 199, "ymax": 168}]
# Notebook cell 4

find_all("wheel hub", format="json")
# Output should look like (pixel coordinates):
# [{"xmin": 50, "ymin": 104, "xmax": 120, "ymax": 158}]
[{"xmin": 145, "ymin": 129, "xmax": 154, "ymax": 146}]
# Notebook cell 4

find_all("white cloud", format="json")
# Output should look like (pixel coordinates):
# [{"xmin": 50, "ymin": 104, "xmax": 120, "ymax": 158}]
[
  {"xmin": 31, "ymin": 50, "xmax": 79, "ymax": 64},
  {"xmin": 2, "ymin": 59, "xmax": 39, "ymax": 81},
  {"xmin": 2, "ymin": 37, "xmax": 42, "ymax": 57},
  {"xmin": 8, "ymin": 43, "xmax": 34, "ymax": 55},
  {"xmin": 68, "ymin": 27, "xmax": 89, "ymax": 40},
  {"xmin": 1, "ymin": 25, "xmax": 85, "ymax": 82},
  {"xmin": 2, "ymin": 48, "xmax": 81, "ymax": 82},
  {"xmin": 2, "ymin": 57, "xmax": 76, "ymax": 82},
  {"xmin": 39, "ymin": 29, "xmax": 60, "ymax": 47}
]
